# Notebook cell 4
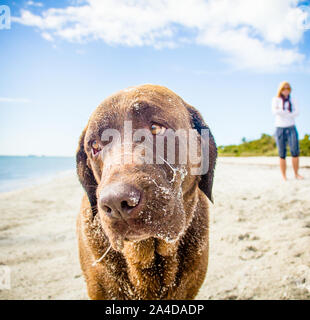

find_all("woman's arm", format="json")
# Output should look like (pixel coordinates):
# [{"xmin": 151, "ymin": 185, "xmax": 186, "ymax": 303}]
[
  {"xmin": 288, "ymin": 99, "xmax": 299, "ymax": 118},
  {"xmin": 271, "ymin": 97, "xmax": 289, "ymax": 115}
]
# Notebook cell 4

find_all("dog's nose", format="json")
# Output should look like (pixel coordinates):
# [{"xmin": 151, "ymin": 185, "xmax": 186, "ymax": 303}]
[{"xmin": 99, "ymin": 183, "xmax": 142, "ymax": 220}]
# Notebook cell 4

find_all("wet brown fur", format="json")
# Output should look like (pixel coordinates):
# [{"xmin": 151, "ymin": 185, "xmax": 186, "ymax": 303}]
[{"xmin": 76, "ymin": 84, "xmax": 217, "ymax": 299}]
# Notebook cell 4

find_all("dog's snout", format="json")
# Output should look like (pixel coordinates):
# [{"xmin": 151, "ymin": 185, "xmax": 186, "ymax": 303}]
[{"xmin": 99, "ymin": 183, "xmax": 142, "ymax": 219}]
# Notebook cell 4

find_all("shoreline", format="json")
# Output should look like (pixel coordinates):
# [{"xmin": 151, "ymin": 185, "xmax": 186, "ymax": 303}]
[
  {"xmin": 1, "ymin": 156, "xmax": 309, "ymax": 194},
  {"xmin": 218, "ymin": 156, "xmax": 310, "ymax": 169},
  {"xmin": 0, "ymin": 169, "xmax": 76, "ymax": 194}
]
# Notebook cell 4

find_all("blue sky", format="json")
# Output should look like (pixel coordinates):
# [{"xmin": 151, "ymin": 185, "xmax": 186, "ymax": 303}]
[{"xmin": 0, "ymin": 0, "xmax": 310, "ymax": 156}]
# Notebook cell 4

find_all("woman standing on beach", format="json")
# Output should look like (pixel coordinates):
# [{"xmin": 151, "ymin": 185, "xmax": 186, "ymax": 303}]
[{"xmin": 272, "ymin": 81, "xmax": 303, "ymax": 181}]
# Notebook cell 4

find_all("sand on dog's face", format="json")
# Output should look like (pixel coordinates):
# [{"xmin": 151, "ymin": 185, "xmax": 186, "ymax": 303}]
[{"xmin": 0, "ymin": 157, "xmax": 310, "ymax": 299}]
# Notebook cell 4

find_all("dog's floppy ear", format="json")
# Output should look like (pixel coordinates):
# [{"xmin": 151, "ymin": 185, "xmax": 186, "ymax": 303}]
[
  {"xmin": 185, "ymin": 103, "xmax": 217, "ymax": 203},
  {"xmin": 76, "ymin": 126, "xmax": 98, "ymax": 216}
]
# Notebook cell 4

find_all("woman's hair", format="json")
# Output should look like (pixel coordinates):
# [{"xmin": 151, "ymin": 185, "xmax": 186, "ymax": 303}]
[
  {"xmin": 277, "ymin": 81, "xmax": 292, "ymax": 112},
  {"xmin": 277, "ymin": 81, "xmax": 291, "ymax": 97}
]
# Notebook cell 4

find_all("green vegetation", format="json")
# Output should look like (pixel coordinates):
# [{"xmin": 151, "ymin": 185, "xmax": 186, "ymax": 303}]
[{"xmin": 218, "ymin": 133, "xmax": 310, "ymax": 157}]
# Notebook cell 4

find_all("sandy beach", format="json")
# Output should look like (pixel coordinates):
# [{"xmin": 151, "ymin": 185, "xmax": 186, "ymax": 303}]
[{"xmin": 1, "ymin": 157, "xmax": 310, "ymax": 300}]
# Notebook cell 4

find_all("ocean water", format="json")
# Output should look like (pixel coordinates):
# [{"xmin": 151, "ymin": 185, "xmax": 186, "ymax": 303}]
[{"xmin": 0, "ymin": 156, "xmax": 76, "ymax": 193}]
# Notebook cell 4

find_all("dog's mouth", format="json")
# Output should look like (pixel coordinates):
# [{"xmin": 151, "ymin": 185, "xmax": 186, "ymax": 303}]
[
  {"xmin": 105, "ymin": 225, "xmax": 149, "ymax": 251},
  {"xmin": 98, "ymin": 172, "xmax": 186, "ymax": 252},
  {"xmin": 124, "ymin": 233, "xmax": 149, "ymax": 242},
  {"xmin": 111, "ymin": 216, "xmax": 152, "ymax": 244},
  {"xmin": 102, "ymin": 203, "xmax": 184, "ymax": 252},
  {"xmin": 108, "ymin": 226, "xmax": 180, "ymax": 252}
]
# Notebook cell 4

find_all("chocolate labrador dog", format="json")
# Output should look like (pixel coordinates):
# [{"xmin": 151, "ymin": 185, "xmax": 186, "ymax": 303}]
[{"xmin": 76, "ymin": 84, "xmax": 217, "ymax": 300}]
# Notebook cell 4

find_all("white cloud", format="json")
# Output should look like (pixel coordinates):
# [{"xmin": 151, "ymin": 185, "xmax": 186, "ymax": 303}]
[
  {"xmin": 0, "ymin": 97, "xmax": 31, "ymax": 103},
  {"xmin": 26, "ymin": 1, "xmax": 43, "ymax": 7},
  {"xmin": 197, "ymin": 25, "xmax": 304, "ymax": 71},
  {"xmin": 12, "ymin": 0, "xmax": 308, "ymax": 71},
  {"xmin": 41, "ymin": 32, "xmax": 54, "ymax": 41}
]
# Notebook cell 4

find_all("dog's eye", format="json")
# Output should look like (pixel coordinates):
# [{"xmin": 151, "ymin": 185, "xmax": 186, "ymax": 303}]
[
  {"xmin": 150, "ymin": 123, "xmax": 166, "ymax": 135},
  {"xmin": 91, "ymin": 140, "xmax": 102, "ymax": 156}
]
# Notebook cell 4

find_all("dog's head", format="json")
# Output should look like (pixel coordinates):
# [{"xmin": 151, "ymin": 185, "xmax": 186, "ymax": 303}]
[{"xmin": 77, "ymin": 84, "xmax": 217, "ymax": 251}]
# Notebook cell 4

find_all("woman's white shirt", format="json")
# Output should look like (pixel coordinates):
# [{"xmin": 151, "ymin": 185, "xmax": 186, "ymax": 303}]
[{"xmin": 271, "ymin": 96, "xmax": 299, "ymax": 128}]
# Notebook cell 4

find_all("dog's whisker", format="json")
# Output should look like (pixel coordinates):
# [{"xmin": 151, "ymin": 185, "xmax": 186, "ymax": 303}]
[
  {"xmin": 158, "ymin": 156, "xmax": 177, "ymax": 183},
  {"xmin": 92, "ymin": 244, "xmax": 112, "ymax": 267},
  {"xmin": 138, "ymin": 143, "xmax": 177, "ymax": 183},
  {"xmin": 149, "ymin": 178, "xmax": 159, "ymax": 187}
]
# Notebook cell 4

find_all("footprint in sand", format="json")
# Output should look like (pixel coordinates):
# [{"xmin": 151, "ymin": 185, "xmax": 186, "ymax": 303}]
[{"xmin": 239, "ymin": 245, "xmax": 264, "ymax": 260}]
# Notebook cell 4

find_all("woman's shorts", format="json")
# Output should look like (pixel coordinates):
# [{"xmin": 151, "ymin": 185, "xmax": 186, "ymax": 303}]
[{"xmin": 275, "ymin": 125, "xmax": 300, "ymax": 159}]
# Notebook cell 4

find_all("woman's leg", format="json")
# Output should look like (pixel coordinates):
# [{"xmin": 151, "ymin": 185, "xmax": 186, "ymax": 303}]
[
  {"xmin": 288, "ymin": 126, "xmax": 303, "ymax": 179},
  {"xmin": 275, "ymin": 127, "xmax": 287, "ymax": 180},
  {"xmin": 279, "ymin": 158, "xmax": 287, "ymax": 180},
  {"xmin": 292, "ymin": 157, "xmax": 303, "ymax": 179}
]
